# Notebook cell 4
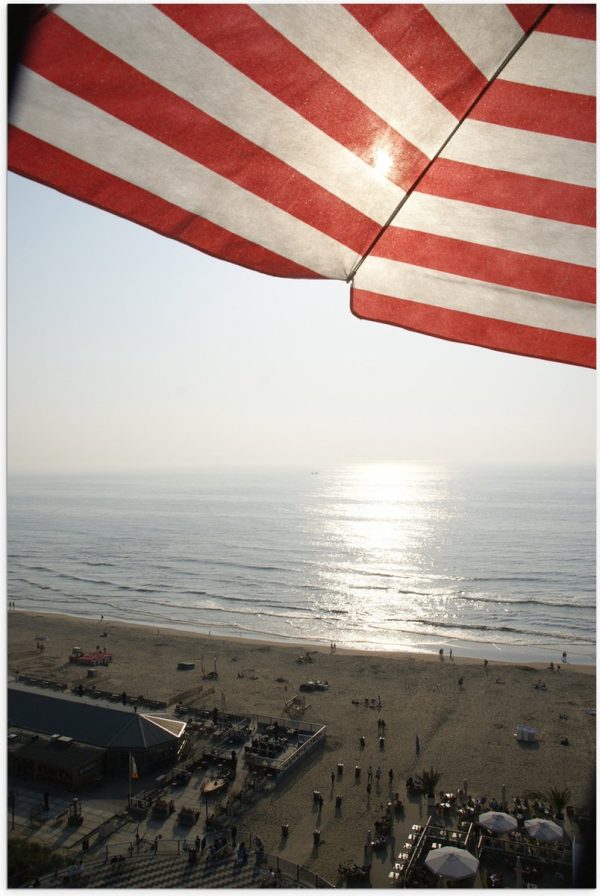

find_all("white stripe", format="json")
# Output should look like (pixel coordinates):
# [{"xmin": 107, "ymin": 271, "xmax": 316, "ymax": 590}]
[
  {"xmin": 442, "ymin": 119, "xmax": 595, "ymax": 189},
  {"xmin": 55, "ymin": 3, "xmax": 403, "ymax": 225},
  {"xmin": 355, "ymin": 256, "xmax": 595, "ymax": 338},
  {"xmin": 10, "ymin": 68, "xmax": 357, "ymax": 279},
  {"xmin": 503, "ymin": 33, "xmax": 596, "ymax": 96},
  {"xmin": 425, "ymin": 4, "xmax": 524, "ymax": 78},
  {"xmin": 252, "ymin": 3, "xmax": 457, "ymax": 157},
  {"xmin": 397, "ymin": 193, "xmax": 595, "ymax": 268}
]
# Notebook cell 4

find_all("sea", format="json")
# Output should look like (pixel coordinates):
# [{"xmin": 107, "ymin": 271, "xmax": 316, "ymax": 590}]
[{"xmin": 7, "ymin": 465, "xmax": 596, "ymax": 665}]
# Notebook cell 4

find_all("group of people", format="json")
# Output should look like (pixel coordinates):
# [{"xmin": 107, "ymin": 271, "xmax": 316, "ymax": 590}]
[{"xmin": 364, "ymin": 764, "xmax": 395, "ymax": 795}]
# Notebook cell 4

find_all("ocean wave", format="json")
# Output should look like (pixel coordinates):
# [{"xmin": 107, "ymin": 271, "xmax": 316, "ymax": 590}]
[
  {"xmin": 81, "ymin": 561, "xmax": 116, "ymax": 568},
  {"xmin": 452, "ymin": 592, "xmax": 597, "ymax": 611},
  {"xmin": 10, "ymin": 577, "xmax": 65, "ymax": 595},
  {"xmin": 176, "ymin": 558, "xmax": 293, "ymax": 574},
  {"xmin": 400, "ymin": 617, "xmax": 595, "ymax": 644},
  {"xmin": 176, "ymin": 591, "xmax": 311, "ymax": 615}
]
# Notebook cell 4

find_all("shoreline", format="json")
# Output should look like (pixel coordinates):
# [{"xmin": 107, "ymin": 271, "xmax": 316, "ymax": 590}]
[{"xmin": 9, "ymin": 607, "xmax": 595, "ymax": 669}]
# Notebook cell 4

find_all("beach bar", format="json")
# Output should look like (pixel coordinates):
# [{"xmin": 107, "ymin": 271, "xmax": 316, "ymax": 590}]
[{"xmin": 7, "ymin": 687, "xmax": 187, "ymax": 782}]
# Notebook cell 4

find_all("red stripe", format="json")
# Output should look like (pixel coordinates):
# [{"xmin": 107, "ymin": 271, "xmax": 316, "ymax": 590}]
[
  {"xmin": 507, "ymin": 5, "xmax": 549, "ymax": 32},
  {"xmin": 371, "ymin": 227, "xmax": 595, "ymax": 305},
  {"xmin": 23, "ymin": 13, "xmax": 379, "ymax": 257},
  {"xmin": 471, "ymin": 79, "xmax": 595, "ymax": 143},
  {"xmin": 351, "ymin": 288, "xmax": 595, "ymax": 368},
  {"xmin": 8, "ymin": 127, "xmax": 321, "ymax": 279},
  {"xmin": 343, "ymin": 4, "xmax": 486, "ymax": 119},
  {"xmin": 537, "ymin": 4, "xmax": 596, "ymax": 40},
  {"xmin": 157, "ymin": 4, "xmax": 429, "ymax": 190},
  {"xmin": 417, "ymin": 158, "xmax": 595, "ymax": 228}
]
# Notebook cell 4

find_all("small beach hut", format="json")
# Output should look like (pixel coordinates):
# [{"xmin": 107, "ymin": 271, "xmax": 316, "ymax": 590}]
[
  {"xmin": 515, "ymin": 723, "xmax": 538, "ymax": 742},
  {"xmin": 479, "ymin": 811, "xmax": 518, "ymax": 834},
  {"xmin": 425, "ymin": 846, "xmax": 479, "ymax": 881},
  {"xmin": 524, "ymin": 818, "xmax": 564, "ymax": 843}
]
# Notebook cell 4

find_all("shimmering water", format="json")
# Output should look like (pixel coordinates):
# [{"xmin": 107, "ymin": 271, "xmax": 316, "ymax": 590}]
[{"xmin": 7, "ymin": 465, "xmax": 595, "ymax": 663}]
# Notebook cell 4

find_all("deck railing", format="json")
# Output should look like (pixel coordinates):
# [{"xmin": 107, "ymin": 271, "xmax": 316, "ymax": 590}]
[{"xmin": 34, "ymin": 834, "xmax": 334, "ymax": 889}]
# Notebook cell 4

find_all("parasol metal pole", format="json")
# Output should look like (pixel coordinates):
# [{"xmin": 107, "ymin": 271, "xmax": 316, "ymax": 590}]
[{"xmin": 128, "ymin": 751, "xmax": 132, "ymax": 808}]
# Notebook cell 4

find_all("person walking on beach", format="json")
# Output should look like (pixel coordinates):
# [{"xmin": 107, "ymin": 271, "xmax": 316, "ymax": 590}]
[
  {"xmin": 367, "ymin": 766, "xmax": 373, "ymax": 784},
  {"xmin": 388, "ymin": 768, "xmax": 394, "ymax": 786},
  {"xmin": 458, "ymin": 676, "xmax": 464, "ymax": 689},
  {"xmin": 331, "ymin": 770, "xmax": 335, "ymax": 786},
  {"xmin": 375, "ymin": 766, "xmax": 382, "ymax": 781}
]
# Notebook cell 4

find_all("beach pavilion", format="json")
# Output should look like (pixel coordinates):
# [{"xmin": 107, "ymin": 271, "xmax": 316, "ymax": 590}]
[{"xmin": 7, "ymin": 686, "xmax": 187, "ymax": 788}]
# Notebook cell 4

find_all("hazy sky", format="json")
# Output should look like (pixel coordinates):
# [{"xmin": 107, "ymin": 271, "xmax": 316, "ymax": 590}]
[{"xmin": 8, "ymin": 172, "xmax": 596, "ymax": 473}]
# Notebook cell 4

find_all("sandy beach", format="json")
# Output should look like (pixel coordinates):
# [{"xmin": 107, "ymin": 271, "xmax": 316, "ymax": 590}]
[{"xmin": 7, "ymin": 610, "xmax": 595, "ymax": 883}]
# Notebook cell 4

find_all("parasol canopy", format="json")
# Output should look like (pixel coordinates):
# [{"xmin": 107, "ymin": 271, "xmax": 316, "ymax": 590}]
[
  {"xmin": 479, "ymin": 810, "xmax": 518, "ymax": 833},
  {"xmin": 524, "ymin": 818, "xmax": 564, "ymax": 843},
  {"xmin": 7, "ymin": 5, "xmax": 595, "ymax": 367},
  {"xmin": 425, "ymin": 845, "xmax": 479, "ymax": 880}
]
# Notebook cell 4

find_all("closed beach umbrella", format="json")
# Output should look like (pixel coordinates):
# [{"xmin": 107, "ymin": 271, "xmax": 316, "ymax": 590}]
[
  {"xmin": 515, "ymin": 855, "xmax": 523, "ymax": 888},
  {"xmin": 479, "ymin": 811, "xmax": 518, "ymax": 834},
  {"xmin": 524, "ymin": 818, "xmax": 563, "ymax": 843},
  {"xmin": 425, "ymin": 846, "xmax": 479, "ymax": 880}
]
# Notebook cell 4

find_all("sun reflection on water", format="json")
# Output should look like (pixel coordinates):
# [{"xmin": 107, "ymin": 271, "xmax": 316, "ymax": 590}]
[{"xmin": 314, "ymin": 464, "xmax": 451, "ymax": 635}]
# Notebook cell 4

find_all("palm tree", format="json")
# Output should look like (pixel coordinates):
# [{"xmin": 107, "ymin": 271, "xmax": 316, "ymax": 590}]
[
  {"xmin": 545, "ymin": 787, "xmax": 571, "ymax": 820},
  {"xmin": 420, "ymin": 766, "xmax": 442, "ymax": 798}
]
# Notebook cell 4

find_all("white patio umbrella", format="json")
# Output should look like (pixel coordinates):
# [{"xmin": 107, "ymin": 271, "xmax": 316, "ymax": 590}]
[
  {"xmin": 524, "ymin": 818, "xmax": 563, "ymax": 843},
  {"xmin": 479, "ymin": 811, "xmax": 518, "ymax": 834},
  {"xmin": 425, "ymin": 846, "xmax": 479, "ymax": 880}
]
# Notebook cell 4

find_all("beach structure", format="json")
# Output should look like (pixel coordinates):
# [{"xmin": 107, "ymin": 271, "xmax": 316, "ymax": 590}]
[
  {"xmin": 69, "ymin": 647, "xmax": 112, "ymax": 666},
  {"xmin": 7, "ymin": 687, "xmax": 187, "ymax": 788},
  {"xmin": 515, "ymin": 723, "xmax": 539, "ymax": 743},
  {"xmin": 7, "ymin": 732, "xmax": 105, "ymax": 792},
  {"xmin": 243, "ymin": 716, "xmax": 326, "ymax": 780}
]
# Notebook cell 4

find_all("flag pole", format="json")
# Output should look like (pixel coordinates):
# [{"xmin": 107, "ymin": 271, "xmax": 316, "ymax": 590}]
[{"xmin": 128, "ymin": 750, "xmax": 132, "ymax": 808}]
